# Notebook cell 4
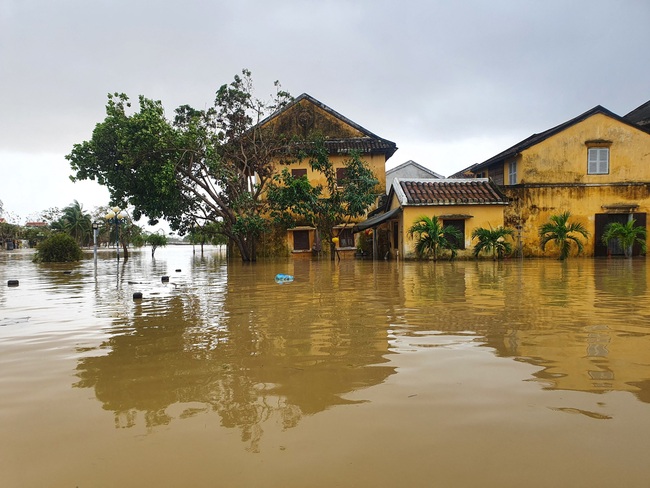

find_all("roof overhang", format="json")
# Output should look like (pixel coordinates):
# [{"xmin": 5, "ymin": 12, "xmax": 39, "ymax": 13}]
[{"xmin": 353, "ymin": 207, "xmax": 402, "ymax": 232}]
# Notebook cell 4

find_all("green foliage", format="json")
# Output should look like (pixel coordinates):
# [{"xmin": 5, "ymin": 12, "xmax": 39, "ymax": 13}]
[
  {"xmin": 0, "ymin": 222, "xmax": 21, "ymax": 242},
  {"xmin": 52, "ymin": 200, "xmax": 92, "ymax": 246},
  {"xmin": 407, "ymin": 215, "xmax": 462, "ymax": 261},
  {"xmin": 34, "ymin": 233, "xmax": 83, "ymax": 262},
  {"xmin": 67, "ymin": 70, "xmax": 293, "ymax": 262},
  {"xmin": 601, "ymin": 219, "xmax": 646, "ymax": 257},
  {"xmin": 144, "ymin": 232, "xmax": 168, "ymax": 257},
  {"xmin": 539, "ymin": 211, "xmax": 589, "ymax": 260},
  {"xmin": 22, "ymin": 227, "xmax": 50, "ymax": 248},
  {"xmin": 266, "ymin": 142, "xmax": 379, "ymax": 254},
  {"xmin": 471, "ymin": 225, "xmax": 514, "ymax": 260},
  {"xmin": 186, "ymin": 222, "xmax": 228, "ymax": 246}
]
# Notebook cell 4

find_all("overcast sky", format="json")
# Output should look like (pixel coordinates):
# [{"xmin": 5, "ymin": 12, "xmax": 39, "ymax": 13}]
[{"xmin": 1, "ymin": 0, "xmax": 649, "ymax": 223}]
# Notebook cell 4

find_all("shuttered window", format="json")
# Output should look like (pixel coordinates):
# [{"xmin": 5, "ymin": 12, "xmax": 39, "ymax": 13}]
[
  {"xmin": 337, "ymin": 228, "xmax": 355, "ymax": 248},
  {"xmin": 336, "ymin": 168, "xmax": 348, "ymax": 186},
  {"xmin": 292, "ymin": 230, "xmax": 310, "ymax": 251},
  {"xmin": 588, "ymin": 148, "xmax": 609, "ymax": 174}
]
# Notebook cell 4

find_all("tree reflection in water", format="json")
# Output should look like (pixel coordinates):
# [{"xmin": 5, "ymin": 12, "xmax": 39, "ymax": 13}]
[
  {"xmin": 74, "ymin": 259, "xmax": 396, "ymax": 450},
  {"xmin": 72, "ymin": 254, "xmax": 650, "ymax": 451}
]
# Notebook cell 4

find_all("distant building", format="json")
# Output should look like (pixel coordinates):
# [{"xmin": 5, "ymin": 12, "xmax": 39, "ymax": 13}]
[{"xmin": 385, "ymin": 160, "xmax": 444, "ymax": 193}]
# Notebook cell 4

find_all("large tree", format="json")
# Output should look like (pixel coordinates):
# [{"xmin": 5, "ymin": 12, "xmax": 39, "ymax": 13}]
[{"xmin": 67, "ymin": 70, "xmax": 292, "ymax": 262}]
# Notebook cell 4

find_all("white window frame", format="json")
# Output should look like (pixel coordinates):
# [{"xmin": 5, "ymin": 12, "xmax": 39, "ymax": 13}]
[
  {"xmin": 588, "ymin": 147, "xmax": 609, "ymax": 175},
  {"xmin": 508, "ymin": 160, "xmax": 517, "ymax": 185}
]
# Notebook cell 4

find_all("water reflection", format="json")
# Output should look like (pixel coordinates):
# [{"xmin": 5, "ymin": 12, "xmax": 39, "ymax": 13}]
[
  {"xmin": 74, "ymin": 254, "xmax": 396, "ymax": 450},
  {"xmin": 3, "ymin": 249, "xmax": 650, "ymax": 447}
]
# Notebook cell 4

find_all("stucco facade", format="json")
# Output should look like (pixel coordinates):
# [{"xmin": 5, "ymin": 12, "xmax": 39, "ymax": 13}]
[
  {"xmin": 464, "ymin": 105, "xmax": 650, "ymax": 257},
  {"xmin": 255, "ymin": 94, "xmax": 397, "ymax": 257},
  {"xmin": 355, "ymin": 178, "xmax": 509, "ymax": 260}
]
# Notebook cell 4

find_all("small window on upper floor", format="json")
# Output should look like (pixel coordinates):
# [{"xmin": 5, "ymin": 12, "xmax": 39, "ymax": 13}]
[
  {"xmin": 291, "ymin": 168, "xmax": 307, "ymax": 179},
  {"xmin": 588, "ymin": 147, "xmax": 609, "ymax": 174},
  {"xmin": 336, "ymin": 167, "xmax": 348, "ymax": 186},
  {"xmin": 508, "ymin": 160, "xmax": 517, "ymax": 185}
]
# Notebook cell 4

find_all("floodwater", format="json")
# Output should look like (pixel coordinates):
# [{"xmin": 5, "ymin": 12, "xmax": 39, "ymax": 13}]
[{"xmin": 1, "ymin": 247, "xmax": 650, "ymax": 488}]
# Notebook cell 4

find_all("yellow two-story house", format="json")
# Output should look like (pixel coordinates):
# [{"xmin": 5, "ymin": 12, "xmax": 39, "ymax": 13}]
[
  {"xmin": 457, "ymin": 102, "xmax": 650, "ymax": 257},
  {"xmin": 255, "ymin": 93, "xmax": 397, "ymax": 256}
]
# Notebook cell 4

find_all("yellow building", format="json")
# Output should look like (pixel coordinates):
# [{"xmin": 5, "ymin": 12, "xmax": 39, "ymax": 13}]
[
  {"xmin": 255, "ymin": 93, "xmax": 397, "ymax": 256},
  {"xmin": 355, "ymin": 178, "xmax": 509, "ymax": 260},
  {"xmin": 456, "ymin": 103, "xmax": 650, "ymax": 257}
]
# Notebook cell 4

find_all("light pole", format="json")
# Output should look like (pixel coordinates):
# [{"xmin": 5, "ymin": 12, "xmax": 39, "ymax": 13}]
[
  {"xmin": 105, "ymin": 207, "xmax": 127, "ymax": 262},
  {"xmin": 92, "ymin": 220, "xmax": 102, "ymax": 262}
]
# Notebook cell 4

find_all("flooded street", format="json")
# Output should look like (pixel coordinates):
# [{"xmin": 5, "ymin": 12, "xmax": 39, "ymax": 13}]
[{"xmin": 2, "ymin": 246, "xmax": 650, "ymax": 487}]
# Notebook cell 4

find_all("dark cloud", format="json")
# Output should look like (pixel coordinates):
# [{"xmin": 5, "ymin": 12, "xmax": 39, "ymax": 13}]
[{"xmin": 1, "ymin": 0, "xmax": 649, "ymax": 217}]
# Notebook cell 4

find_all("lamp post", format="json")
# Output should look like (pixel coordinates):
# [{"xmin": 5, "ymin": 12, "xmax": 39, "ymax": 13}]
[
  {"xmin": 92, "ymin": 220, "xmax": 102, "ymax": 262},
  {"xmin": 105, "ymin": 207, "xmax": 127, "ymax": 262}
]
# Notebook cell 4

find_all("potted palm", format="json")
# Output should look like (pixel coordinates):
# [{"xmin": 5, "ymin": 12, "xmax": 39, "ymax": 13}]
[
  {"xmin": 471, "ymin": 225, "xmax": 514, "ymax": 260},
  {"xmin": 539, "ymin": 211, "xmax": 589, "ymax": 260},
  {"xmin": 407, "ymin": 215, "xmax": 462, "ymax": 261},
  {"xmin": 601, "ymin": 219, "xmax": 646, "ymax": 258}
]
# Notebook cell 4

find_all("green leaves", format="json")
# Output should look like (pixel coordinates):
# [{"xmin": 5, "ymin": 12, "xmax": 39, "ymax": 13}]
[
  {"xmin": 408, "ymin": 215, "xmax": 462, "ymax": 261},
  {"xmin": 67, "ymin": 70, "xmax": 293, "ymax": 261},
  {"xmin": 266, "ymin": 141, "xmax": 379, "ymax": 249},
  {"xmin": 471, "ymin": 225, "xmax": 514, "ymax": 260},
  {"xmin": 539, "ymin": 211, "xmax": 589, "ymax": 260},
  {"xmin": 601, "ymin": 219, "xmax": 646, "ymax": 257}
]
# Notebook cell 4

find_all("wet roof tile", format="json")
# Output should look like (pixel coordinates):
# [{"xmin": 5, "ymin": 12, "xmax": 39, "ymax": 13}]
[{"xmin": 399, "ymin": 179, "xmax": 508, "ymax": 205}]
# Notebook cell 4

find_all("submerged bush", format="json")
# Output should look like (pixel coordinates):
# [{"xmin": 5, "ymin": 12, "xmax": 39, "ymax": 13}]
[{"xmin": 34, "ymin": 233, "xmax": 83, "ymax": 262}]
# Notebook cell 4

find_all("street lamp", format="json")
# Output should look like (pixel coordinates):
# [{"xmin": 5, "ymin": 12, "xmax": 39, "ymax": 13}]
[
  {"xmin": 92, "ymin": 220, "xmax": 102, "ymax": 262},
  {"xmin": 105, "ymin": 206, "xmax": 128, "ymax": 261}
]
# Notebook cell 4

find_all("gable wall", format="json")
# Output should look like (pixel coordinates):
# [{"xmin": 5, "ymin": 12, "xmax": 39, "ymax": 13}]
[{"xmin": 518, "ymin": 114, "xmax": 650, "ymax": 185}]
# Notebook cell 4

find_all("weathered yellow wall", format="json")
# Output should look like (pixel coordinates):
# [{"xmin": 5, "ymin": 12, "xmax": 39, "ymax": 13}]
[
  {"xmin": 398, "ymin": 204, "xmax": 507, "ymax": 259},
  {"xmin": 497, "ymin": 115, "xmax": 650, "ymax": 257},
  {"xmin": 518, "ymin": 114, "xmax": 650, "ymax": 185},
  {"xmin": 283, "ymin": 152, "xmax": 386, "ymax": 203}
]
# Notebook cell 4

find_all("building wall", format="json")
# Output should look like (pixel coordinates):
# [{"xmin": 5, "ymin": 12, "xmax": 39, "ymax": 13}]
[
  {"xmin": 386, "ymin": 164, "xmax": 440, "ymax": 193},
  {"xmin": 398, "ymin": 204, "xmax": 507, "ymax": 260},
  {"xmin": 504, "ymin": 184, "xmax": 650, "ymax": 257},
  {"xmin": 497, "ymin": 115, "xmax": 650, "ymax": 257},
  {"xmin": 517, "ymin": 114, "xmax": 650, "ymax": 185},
  {"xmin": 285, "ymin": 153, "xmax": 386, "ymax": 200}
]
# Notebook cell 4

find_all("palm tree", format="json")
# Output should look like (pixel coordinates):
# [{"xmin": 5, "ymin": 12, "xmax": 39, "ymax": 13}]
[
  {"xmin": 601, "ymin": 219, "xmax": 646, "ymax": 258},
  {"xmin": 472, "ymin": 225, "xmax": 514, "ymax": 260},
  {"xmin": 58, "ymin": 200, "xmax": 92, "ymax": 246},
  {"xmin": 407, "ymin": 215, "xmax": 462, "ymax": 261},
  {"xmin": 539, "ymin": 211, "xmax": 589, "ymax": 260}
]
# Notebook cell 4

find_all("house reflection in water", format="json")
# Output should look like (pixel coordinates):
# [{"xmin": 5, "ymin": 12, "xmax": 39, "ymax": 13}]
[{"xmin": 75, "ymin": 257, "xmax": 650, "ymax": 450}]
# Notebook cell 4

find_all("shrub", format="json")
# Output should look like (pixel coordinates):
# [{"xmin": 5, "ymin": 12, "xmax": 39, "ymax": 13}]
[{"xmin": 34, "ymin": 233, "xmax": 83, "ymax": 262}]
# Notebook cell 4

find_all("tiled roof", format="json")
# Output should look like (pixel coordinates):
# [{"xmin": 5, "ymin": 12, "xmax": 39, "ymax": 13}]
[
  {"xmin": 625, "ymin": 100, "xmax": 650, "ymax": 130},
  {"xmin": 323, "ymin": 137, "xmax": 397, "ymax": 156},
  {"xmin": 257, "ymin": 93, "xmax": 398, "ymax": 158},
  {"xmin": 453, "ymin": 104, "xmax": 650, "ymax": 176},
  {"xmin": 396, "ymin": 178, "xmax": 508, "ymax": 206}
]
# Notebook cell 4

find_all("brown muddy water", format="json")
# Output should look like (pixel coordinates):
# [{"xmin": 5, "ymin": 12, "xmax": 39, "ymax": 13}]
[{"xmin": 1, "ymin": 246, "xmax": 650, "ymax": 487}]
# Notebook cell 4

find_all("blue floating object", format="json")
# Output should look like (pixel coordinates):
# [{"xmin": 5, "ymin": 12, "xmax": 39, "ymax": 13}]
[{"xmin": 275, "ymin": 273, "xmax": 294, "ymax": 284}]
